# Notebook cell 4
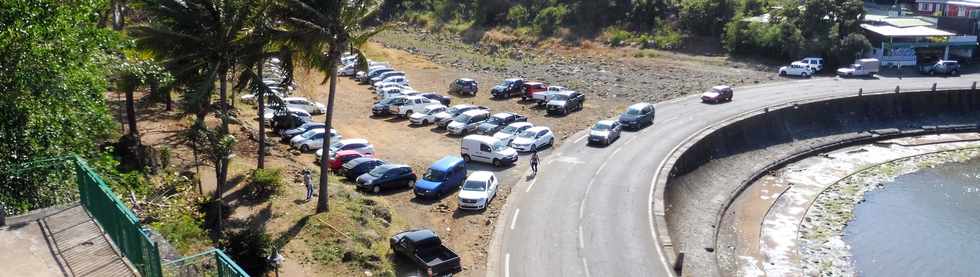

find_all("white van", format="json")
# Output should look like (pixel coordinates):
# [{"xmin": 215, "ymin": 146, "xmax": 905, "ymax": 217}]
[{"xmin": 461, "ymin": 135, "xmax": 519, "ymax": 167}]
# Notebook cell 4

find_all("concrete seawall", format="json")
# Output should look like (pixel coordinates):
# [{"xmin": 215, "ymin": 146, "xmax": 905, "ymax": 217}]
[{"xmin": 659, "ymin": 88, "xmax": 980, "ymax": 276}]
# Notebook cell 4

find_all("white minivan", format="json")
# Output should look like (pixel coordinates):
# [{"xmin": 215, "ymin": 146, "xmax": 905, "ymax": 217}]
[{"xmin": 461, "ymin": 135, "xmax": 518, "ymax": 167}]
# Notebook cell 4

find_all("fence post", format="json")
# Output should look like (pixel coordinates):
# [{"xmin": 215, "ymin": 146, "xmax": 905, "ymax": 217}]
[
  {"xmin": 973, "ymin": 81, "xmax": 977, "ymax": 91},
  {"xmin": 932, "ymin": 83, "xmax": 937, "ymax": 92},
  {"xmin": 895, "ymin": 86, "xmax": 900, "ymax": 94},
  {"xmin": 858, "ymin": 88, "xmax": 863, "ymax": 96}
]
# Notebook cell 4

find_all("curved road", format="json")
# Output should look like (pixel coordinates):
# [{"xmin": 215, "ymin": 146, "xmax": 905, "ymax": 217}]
[{"xmin": 488, "ymin": 74, "xmax": 979, "ymax": 277}]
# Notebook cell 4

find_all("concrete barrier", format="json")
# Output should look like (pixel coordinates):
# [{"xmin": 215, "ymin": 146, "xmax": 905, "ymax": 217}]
[{"xmin": 657, "ymin": 89, "xmax": 980, "ymax": 275}]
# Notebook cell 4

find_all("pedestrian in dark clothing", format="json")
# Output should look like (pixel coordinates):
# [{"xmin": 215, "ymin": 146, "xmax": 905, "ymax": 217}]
[
  {"xmin": 303, "ymin": 169, "xmax": 313, "ymax": 201},
  {"xmin": 530, "ymin": 151, "xmax": 539, "ymax": 176}
]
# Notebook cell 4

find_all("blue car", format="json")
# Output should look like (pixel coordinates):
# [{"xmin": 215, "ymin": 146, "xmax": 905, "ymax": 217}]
[{"xmin": 414, "ymin": 156, "xmax": 467, "ymax": 199}]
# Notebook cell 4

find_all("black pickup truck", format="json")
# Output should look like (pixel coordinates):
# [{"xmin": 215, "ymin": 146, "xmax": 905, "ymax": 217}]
[{"xmin": 390, "ymin": 229, "xmax": 462, "ymax": 276}]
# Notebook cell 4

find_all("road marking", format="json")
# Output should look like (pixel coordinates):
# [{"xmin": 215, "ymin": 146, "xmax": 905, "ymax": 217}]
[
  {"xmin": 581, "ymin": 257, "xmax": 592, "ymax": 277},
  {"xmin": 505, "ymin": 253, "xmax": 511, "ymax": 277},
  {"xmin": 578, "ymin": 225, "xmax": 585, "ymax": 249},
  {"xmin": 525, "ymin": 179, "xmax": 537, "ymax": 192},
  {"xmin": 579, "ymin": 177, "xmax": 595, "ymax": 220},
  {"xmin": 510, "ymin": 209, "xmax": 520, "ymax": 230},
  {"xmin": 574, "ymin": 134, "xmax": 587, "ymax": 144}
]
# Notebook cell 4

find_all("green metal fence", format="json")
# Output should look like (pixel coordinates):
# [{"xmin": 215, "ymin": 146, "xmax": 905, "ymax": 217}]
[{"xmin": 162, "ymin": 248, "xmax": 250, "ymax": 277}]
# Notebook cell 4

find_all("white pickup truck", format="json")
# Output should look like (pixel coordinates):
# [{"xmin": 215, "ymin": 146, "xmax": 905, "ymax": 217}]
[
  {"xmin": 388, "ymin": 96, "xmax": 439, "ymax": 118},
  {"xmin": 531, "ymin": 86, "xmax": 567, "ymax": 105}
]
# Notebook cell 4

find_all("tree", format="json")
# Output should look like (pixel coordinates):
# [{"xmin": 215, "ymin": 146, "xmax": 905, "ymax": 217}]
[
  {"xmin": 133, "ymin": 0, "xmax": 259, "ymax": 236},
  {"xmin": 279, "ymin": 0, "xmax": 386, "ymax": 213}
]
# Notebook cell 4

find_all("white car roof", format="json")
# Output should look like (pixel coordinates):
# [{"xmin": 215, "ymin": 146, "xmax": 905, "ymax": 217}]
[
  {"xmin": 467, "ymin": 171, "xmax": 495, "ymax": 182},
  {"xmin": 790, "ymin": 61, "xmax": 809, "ymax": 67},
  {"xmin": 525, "ymin": 126, "xmax": 551, "ymax": 133},
  {"xmin": 508, "ymin": 122, "xmax": 534, "ymax": 128},
  {"xmin": 463, "ymin": 135, "xmax": 499, "ymax": 145},
  {"xmin": 461, "ymin": 109, "xmax": 489, "ymax": 117},
  {"xmin": 282, "ymin": 97, "xmax": 308, "ymax": 102},
  {"xmin": 596, "ymin": 120, "xmax": 616, "ymax": 126},
  {"xmin": 712, "ymin": 85, "xmax": 732, "ymax": 90},
  {"xmin": 424, "ymin": 104, "xmax": 447, "ymax": 110},
  {"xmin": 337, "ymin": 138, "xmax": 369, "ymax": 145},
  {"xmin": 491, "ymin": 113, "xmax": 513, "ymax": 119}
]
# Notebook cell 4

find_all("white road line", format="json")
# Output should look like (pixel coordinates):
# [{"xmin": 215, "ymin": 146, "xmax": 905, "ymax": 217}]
[
  {"xmin": 525, "ymin": 179, "xmax": 537, "ymax": 192},
  {"xmin": 578, "ymin": 225, "xmax": 585, "ymax": 249},
  {"xmin": 581, "ymin": 257, "xmax": 592, "ymax": 277},
  {"xmin": 574, "ymin": 134, "xmax": 587, "ymax": 144},
  {"xmin": 579, "ymin": 177, "xmax": 595, "ymax": 220},
  {"xmin": 505, "ymin": 253, "xmax": 511, "ymax": 277},
  {"xmin": 510, "ymin": 209, "xmax": 520, "ymax": 230}
]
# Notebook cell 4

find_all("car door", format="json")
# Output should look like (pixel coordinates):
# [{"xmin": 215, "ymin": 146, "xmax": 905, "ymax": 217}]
[
  {"xmin": 311, "ymin": 133, "xmax": 324, "ymax": 148},
  {"xmin": 477, "ymin": 143, "xmax": 493, "ymax": 162},
  {"xmin": 488, "ymin": 175, "xmax": 498, "ymax": 200}
]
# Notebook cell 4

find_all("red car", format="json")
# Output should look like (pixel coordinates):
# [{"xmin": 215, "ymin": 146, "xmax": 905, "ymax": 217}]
[
  {"xmin": 521, "ymin": 82, "xmax": 548, "ymax": 101},
  {"xmin": 329, "ymin": 150, "xmax": 373, "ymax": 171}
]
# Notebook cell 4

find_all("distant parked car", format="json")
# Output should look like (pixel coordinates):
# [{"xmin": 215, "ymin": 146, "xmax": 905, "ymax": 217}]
[
  {"xmin": 389, "ymin": 229, "xmax": 462, "ymax": 275},
  {"xmin": 409, "ymin": 104, "xmax": 448, "ymax": 126},
  {"xmin": 261, "ymin": 107, "xmax": 310, "ymax": 125},
  {"xmin": 356, "ymin": 65, "xmax": 390, "ymax": 81},
  {"xmin": 800, "ymin": 57, "xmax": 824, "ymax": 72},
  {"xmin": 327, "ymin": 150, "xmax": 372, "ymax": 170},
  {"xmin": 447, "ymin": 109, "xmax": 491, "ymax": 136},
  {"xmin": 372, "ymin": 96, "xmax": 407, "ymax": 116},
  {"xmin": 417, "ymin": 92, "xmax": 452, "ymax": 106},
  {"xmin": 316, "ymin": 138, "xmax": 374, "ymax": 161},
  {"xmin": 490, "ymin": 78, "xmax": 526, "ymax": 99},
  {"xmin": 377, "ymin": 87, "xmax": 416, "ymax": 100},
  {"xmin": 281, "ymin": 97, "xmax": 327, "ymax": 114},
  {"xmin": 356, "ymin": 164, "xmax": 417, "ymax": 194},
  {"xmin": 271, "ymin": 113, "xmax": 311, "ymax": 132},
  {"xmin": 280, "ymin": 122, "xmax": 325, "ymax": 139},
  {"xmin": 290, "ymin": 128, "xmax": 341, "ymax": 152},
  {"xmin": 546, "ymin": 91, "xmax": 585, "ymax": 115},
  {"xmin": 449, "ymin": 78, "xmax": 479, "ymax": 96},
  {"xmin": 371, "ymin": 71, "xmax": 406, "ymax": 84},
  {"xmin": 492, "ymin": 122, "xmax": 534, "ymax": 145},
  {"xmin": 836, "ymin": 58, "xmax": 879, "ymax": 77},
  {"xmin": 779, "ymin": 62, "xmax": 815, "ymax": 78},
  {"xmin": 919, "ymin": 60, "xmax": 960, "ymax": 76},
  {"xmin": 434, "ymin": 104, "xmax": 489, "ymax": 128},
  {"xmin": 341, "ymin": 158, "xmax": 386, "ymax": 180},
  {"xmin": 531, "ymin": 85, "xmax": 565, "ymax": 105},
  {"xmin": 457, "ymin": 171, "xmax": 499, "ymax": 210},
  {"xmin": 618, "ymin": 102, "xmax": 655, "ymax": 130},
  {"xmin": 477, "ymin": 112, "xmax": 528, "ymax": 135},
  {"xmin": 588, "ymin": 120, "xmax": 622, "ymax": 146},
  {"xmin": 521, "ymin": 82, "xmax": 548, "ymax": 101},
  {"xmin": 389, "ymin": 96, "xmax": 440, "ymax": 118},
  {"xmin": 701, "ymin": 85, "xmax": 734, "ymax": 103},
  {"xmin": 359, "ymin": 67, "xmax": 394, "ymax": 83},
  {"xmin": 510, "ymin": 126, "xmax": 555, "ymax": 152},
  {"xmin": 373, "ymin": 76, "xmax": 409, "ymax": 88},
  {"xmin": 374, "ymin": 82, "xmax": 413, "ymax": 92},
  {"xmin": 461, "ymin": 135, "xmax": 518, "ymax": 167},
  {"xmin": 338, "ymin": 64, "xmax": 357, "ymax": 76},
  {"xmin": 414, "ymin": 156, "xmax": 467, "ymax": 199}
]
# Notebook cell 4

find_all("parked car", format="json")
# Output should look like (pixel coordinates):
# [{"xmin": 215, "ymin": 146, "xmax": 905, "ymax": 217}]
[
  {"xmin": 919, "ymin": 60, "xmax": 960, "ymax": 76},
  {"xmin": 521, "ymin": 82, "xmax": 548, "ymax": 101},
  {"xmin": 531, "ymin": 85, "xmax": 566, "ymax": 105},
  {"xmin": 409, "ymin": 104, "xmax": 448, "ymax": 126},
  {"xmin": 327, "ymin": 150, "xmax": 372, "ymax": 170},
  {"xmin": 509, "ymin": 126, "xmax": 555, "ymax": 152},
  {"xmin": 448, "ymin": 78, "xmax": 479, "ymax": 96},
  {"xmin": 477, "ymin": 112, "xmax": 528, "ymax": 135},
  {"xmin": 447, "ymin": 109, "xmax": 491, "ymax": 136},
  {"xmin": 490, "ymin": 78, "xmax": 526, "ymax": 99},
  {"xmin": 546, "ymin": 91, "xmax": 585, "ymax": 115},
  {"xmin": 280, "ymin": 122, "xmax": 325, "ymax": 139},
  {"xmin": 461, "ymin": 135, "xmax": 518, "ymax": 167},
  {"xmin": 316, "ymin": 138, "xmax": 374, "ymax": 161},
  {"xmin": 261, "ymin": 107, "xmax": 311, "ymax": 125},
  {"xmin": 338, "ymin": 64, "xmax": 357, "ymax": 76},
  {"xmin": 457, "ymin": 171, "xmax": 499, "ymax": 210},
  {"xmin": 372, "ymin": 96, "xmax": 407, "ymax": 116},
  {"xmin": 434, "ymin": 104, "xmax": 489, "ymax": 128},
  {"xmin": 414, "ymin": 156, "xmax": 467, "ymax": 199},
  {"xmin": 359, "ymin": 67, "xmax": 394, "ymax": 83},
  {"xmin": 374, "ymin": 82, "xmax": 413, "ymax": 92},
  {"xmin": 378, "ymin": 87, "xmax": 416, "ymax": 100},
  {"xmin": 779, "ymin": 62, "xmax": 815, "ymax": 78},
  {"xmin": 373, "ymin": 76, "xmax": 409, "ymax": 88},
  {"xmin": 271, "ymin": 113, "xmax": 311, "ymax": 132},
  {"xmin": 281, "ymin": 97, "xmax": 327, "ymax": 114},
  {"xmin": 800, "ymin": 57, "xmax": 824, "ymax": 72},
  {"xmin": 389, "ymin": 96, "xmax": 440, "ymax": 118},
  {"xmin": 371, "ymin": 71, "xmax": 406, "ymax": 84},
  {"xmin": 389, "ymin": 229, "xmax": 462, "ymax": 275},
  {"xmin": 588, "ymin": 120, "xmax": 622, "ymax": 146},
  {"xmin": 492, "ymin": 122, "xmax": 534, "ymax": 145},
  {"xmin": 356, "ymin": 65, "xmax": 390, "ymax": 81},
  {"xmin": 836, "ymin": 58, "xmax": 880, "ymax": 77},
  {"xmin": 341, "ymin": 158, "xmax": 386, "ymax": 180},
  {"xmin": 618, "ymin": 102, "xmax": 655, "ymax": 130},
  {"xmin": 290, "ymin": 128, "xmax": 341, "ymax": 152},
  {"xmin": 701, "ymin": 85, "xmax": 734, "ymax": 103},
  {"xmin": 356, "ymin": 164, "xmax": 417, "ymax": 194},
  {"xmin": 417, "ymin": 92, "xmax": 452, "ymax": 106}
]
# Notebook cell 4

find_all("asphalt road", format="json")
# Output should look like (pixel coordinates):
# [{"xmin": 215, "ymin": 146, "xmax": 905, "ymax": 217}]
[{"xmin": 488, "ymin": 73, "xmax": 979, "ymax": 277}]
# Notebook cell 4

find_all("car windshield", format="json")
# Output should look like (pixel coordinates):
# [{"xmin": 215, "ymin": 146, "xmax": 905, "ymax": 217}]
[
  {"xmin": 329, "ymin": 142, "xmax": 344, "ymax": 152},
  {"xmin": 424, "ymin": 107, "xmax": 442, "ymax": 114},
  {"xmin": 301, "ymin": 131, "xmax": 318, "ymax": 139},
  {"xmin": 625, "ymin": 108, "xmax": 643, "ymax": 115},
  {"xmin": 592, "ymin": 123, "xmax": 611, "ymax": 131},
  {"xmin": 500, "ymin": 125, "xmax": 521, "ymax": 134},
  {"xmin": 423, "ymin": 169, "xmax": 446, "ymax": 181},
  {"xmin": 462, "ymin": 180, "xmax": 486, "ymax": 191},
  {"xmin": 492, "ymin": 140, "xmax": 508, "ymax": 150},
  {"xmin": 502, "ymin": 80, "xmax": 515, "ymax": 86},
  {"xmin": 486, "ymin": 117, "xmax": 503, "ymax": 124},
  {"xmin": 552, "ymin": 94, "xmax": 570, "ymax": 101},
  {"xmin": 454, "ymin": 114, "xmax": 472, "ymax": 122},
  {"xmin": 518, "ymin": 130, "xmax": 537, "ymax": 138},
  {"xmin": 368, "ymin": 167, "xmax": 387, "ymax": 177}
]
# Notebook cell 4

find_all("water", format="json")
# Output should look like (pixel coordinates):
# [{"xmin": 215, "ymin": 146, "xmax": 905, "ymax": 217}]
[{"xmin": 845, "ymin": 159, "xmax": 980, "ymax": 277}]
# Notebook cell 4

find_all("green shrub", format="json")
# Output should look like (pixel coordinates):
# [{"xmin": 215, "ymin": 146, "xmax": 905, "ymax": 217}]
[
  {"xmin": 533, "ymin": 5, "xmax": 568, "ymax": 36},
  {"xmin": 151, "ymin": 214, "xmax": 208, "ymax": 254},
  {"xmin": 221, "ymin": 228, "xmax": 272, "ymax": 276},
  {"xmin": 249, "ymin": 168, "xmax": 284, "ymax": 200},
  {"xmin": 605, "ymin": 27, "xmax": 632, "ymax": 46},
  {"xmin": 507, "ymin": 5, "xmax": 531, "ymax": 27},
  {"xmin": 651, "ymin": 23, "xmax": 683, "ymax": 50}
]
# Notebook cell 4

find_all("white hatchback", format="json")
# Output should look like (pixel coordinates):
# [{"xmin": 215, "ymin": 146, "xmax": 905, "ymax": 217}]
[
  {"xmin": 409, "ymin": 104, "xmax": 448, "ymax": 125},
  {"xmin": 492, "ymin": 122, "xmax": 534, "ymax": 145},
  {"xmin": 510, "ymin": 126, "xmax": 555, "ymax": 152}
]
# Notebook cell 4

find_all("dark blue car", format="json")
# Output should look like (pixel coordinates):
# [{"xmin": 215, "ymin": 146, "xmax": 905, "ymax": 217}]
[
  {"xmin": 356, "ymin": 164, "xmax": 417, "ymax": 194},
  {"xmin": 414, "ymin": 156, "xmax": 467, "ymax": 199},
  {"xmin": 341, "ymin": 158, "xmax": 386, "ymax": 180}
]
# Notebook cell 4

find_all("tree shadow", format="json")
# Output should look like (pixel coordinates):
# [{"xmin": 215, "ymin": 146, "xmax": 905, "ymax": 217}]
[{"xmin": 271, "ymin": 215, "xmax": 311, "ymax": 250}]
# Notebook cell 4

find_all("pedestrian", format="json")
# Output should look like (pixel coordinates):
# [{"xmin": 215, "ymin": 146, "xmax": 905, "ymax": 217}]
[
  {"xmin": 530, "ymin": 150, "xmax": 539, "ymax": 176},
  {"xmin": 303, "ymin": 169, "xmax": 313, "ymax": 202}
]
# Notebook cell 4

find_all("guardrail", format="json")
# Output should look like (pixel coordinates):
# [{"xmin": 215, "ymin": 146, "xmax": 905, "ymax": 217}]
[
  {"xmin": 654, "ymin": 83, "xmax": 980, "ymax": 275},
  {"xmin": 163, "ymin": 248, "xmax": 250, "ymax": 277}
]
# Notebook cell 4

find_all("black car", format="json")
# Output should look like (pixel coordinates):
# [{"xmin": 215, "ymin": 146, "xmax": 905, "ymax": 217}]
[
  {"xmin": 490, "ymin": 78, "xmax": 526, "ymax": 99},
  {"xmin": 546, "ymin": 91, "xmax": 585, "ymax": 115},
  {"xmin": 389, "ymin": 229, "xmax": 462, "ymax": 275},
  {"xmin": 341, "ymin": 158, "xmax": 386, "ymax": 180},
  {"xmin": 361, "ymin": 68, "xmax": 394, "ymax": 84},
  {"xmin": 418, "ymin": 92, "xmax": 452, "ymax": 106},
  {"xmin": 449, "ymin": 78, "xmax": 478, "ymax": 96},
  {"xmin": 372, "ymin": 97, "xmax": 403, "ymax": 116},
  {"xmin": 618, "ymin": 102, "xmax": 655, "ymax": 130},
  {"xmin": 356, "ymin": 164, "xmax": 417, "ymax": 194},
  {"xmin": 271, "ymin": 113, "xmax": 311, "ymax": 132},
  {"xmin": 477, "ymin": 112, "xmax": 528, "ymax": 135}
]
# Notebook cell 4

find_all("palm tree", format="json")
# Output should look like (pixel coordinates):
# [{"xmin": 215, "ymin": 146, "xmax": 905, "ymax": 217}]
[
  {"xmin": 132, "ymin": 0, "xmax": 258, "ymax": 236},
  {"xmin": 279, "ymin": 0, "xmax": 385, "ymax": 213}
]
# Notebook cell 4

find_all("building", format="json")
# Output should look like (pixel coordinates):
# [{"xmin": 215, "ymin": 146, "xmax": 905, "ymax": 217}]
[
  {"xmin": 915, "ymin": 0, "xmax": 980, "ymax": 18},
  {"xmin": 861, "ymin": 15, "xmax": 978, "ymax": 65}
]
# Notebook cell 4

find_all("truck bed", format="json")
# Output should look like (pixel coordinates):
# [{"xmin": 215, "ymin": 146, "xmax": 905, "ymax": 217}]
[{"xmin": 416, "ymin": 246, "xmax": 461, "ymax": 273}]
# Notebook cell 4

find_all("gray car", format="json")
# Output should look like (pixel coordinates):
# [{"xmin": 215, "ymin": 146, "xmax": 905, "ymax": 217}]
[
  {"xmin": 618, "ymin": 102, "xmax": 655, "ymax": 130},
  {"xmin": 588, "ymin": 120, "xmax": 622, "ymax": 145}
]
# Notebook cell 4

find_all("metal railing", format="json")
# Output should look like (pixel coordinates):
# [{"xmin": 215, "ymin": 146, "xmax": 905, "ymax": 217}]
[{"xmin": 162, "ymin": 248, "xmax": 250, "ymax": 277}]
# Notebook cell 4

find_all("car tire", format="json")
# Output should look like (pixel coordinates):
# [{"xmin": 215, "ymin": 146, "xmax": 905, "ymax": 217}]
[
  {"xmin": 422, "ymin": 119, "xmax": 429, "ymax": 125},
  {"xmin": 492, "ymin": 159, "xmax": 502, "ymax": 167},
  {"xmin": 405, "ymin": 110, "xmax": 413, "ymax": 118},
  {"xmin": 407, "ymin": 180, "xmax": 415, "ymax": 188},
  {"xmin": 372, "ymin": 185, "xmax": 381, "ymax": 194},
  {"xmin": 779, "ymin": 71, "xmax": 786, "ymax": 76},
  {"xmin": 802, "ymin": 72, "xmax": 809, "ymax": 78},
  {"xmin": 951, "ymin": 70, "xmax": 958, "ymax": 76},
  {"xmin": 463, "ymin": 154, "xmax": 471, "ymax": 162},
  {"xmin": 301, "ymin": 145, "xmax": 310, "ymax": 152}
]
